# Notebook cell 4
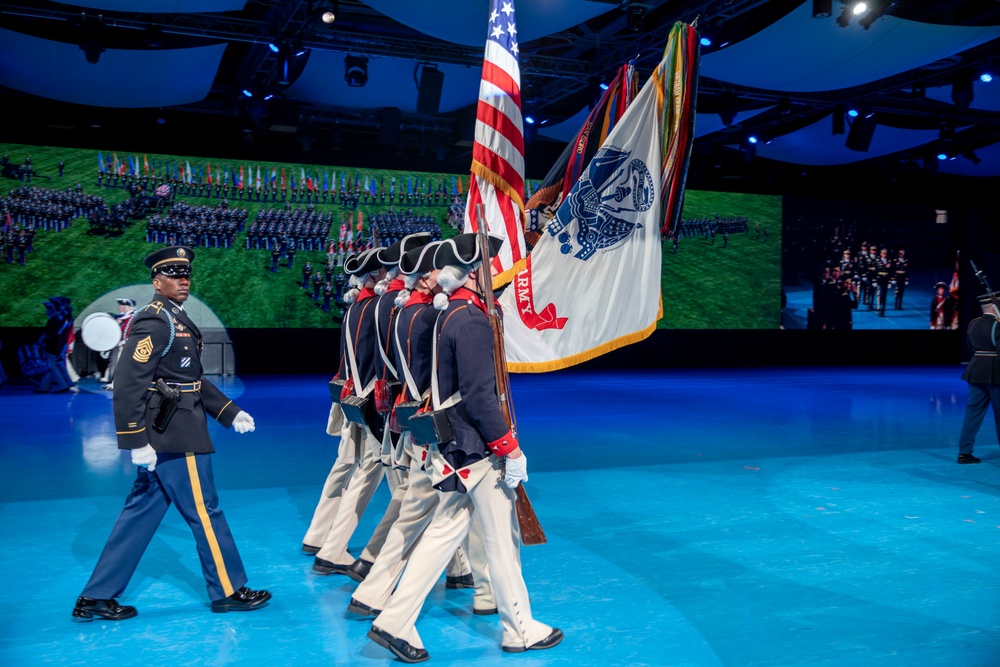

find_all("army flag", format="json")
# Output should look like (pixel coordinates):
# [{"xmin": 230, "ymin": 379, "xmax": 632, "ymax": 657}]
[
  {"xmin": 499, "ymin": 22, "xmax": 699, "ymax": 372},
  {"xmin": 462, "ymin": 0, "xmax": 526, "ymax": 287}
]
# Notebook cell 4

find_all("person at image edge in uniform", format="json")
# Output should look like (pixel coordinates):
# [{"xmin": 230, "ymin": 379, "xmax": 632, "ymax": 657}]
[{"xmin": 71, "ymin": 246, "xmax": 270, "ymax": 621}]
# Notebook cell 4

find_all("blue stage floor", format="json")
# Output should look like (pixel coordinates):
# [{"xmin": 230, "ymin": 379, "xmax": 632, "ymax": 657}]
[{"xmin": 1, "ymin": 368, "xmax": 998, "ymax": 666}]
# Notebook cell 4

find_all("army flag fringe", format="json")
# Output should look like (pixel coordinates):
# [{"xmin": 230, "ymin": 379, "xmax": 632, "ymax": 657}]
[{"xmin": 499, "ymin": 22, "xmax": 699, "ymax": 372}]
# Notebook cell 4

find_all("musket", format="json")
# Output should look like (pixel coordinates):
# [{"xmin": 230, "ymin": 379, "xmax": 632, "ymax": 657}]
[
  {"xmin": 475, "ymin": 204, "xmax": 547, "ymax": 545},
  {"xmin": 971, "ymin": 260, "xmax": 1000, "ymax": 312}
]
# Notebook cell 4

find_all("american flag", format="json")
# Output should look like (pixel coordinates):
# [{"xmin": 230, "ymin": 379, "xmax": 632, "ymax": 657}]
[{"xmin": 463, "ymin": 0, "xmax": 527, "ymax": 286}]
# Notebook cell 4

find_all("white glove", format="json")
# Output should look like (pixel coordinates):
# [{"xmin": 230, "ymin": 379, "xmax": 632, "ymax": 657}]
[
  {"xmin": 233, "ymin": 410, "xmax": 255, "ymax": 434},
  {"xmin": 131, "ymin": 444, "xmax": 157, "ymax": 471},
  {"xmin": 504, "ymin": 453, "xmax": 528, "ymax": 489}
]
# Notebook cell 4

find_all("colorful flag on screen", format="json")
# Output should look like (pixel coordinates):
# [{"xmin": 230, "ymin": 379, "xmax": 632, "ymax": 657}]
[
  {"xmin": 499, "ymin": 22, "xmax": 699, "ymax": 372},
  {"xmin": 462, "ymin": 0, "xmax": 527, "ymax": 286}
]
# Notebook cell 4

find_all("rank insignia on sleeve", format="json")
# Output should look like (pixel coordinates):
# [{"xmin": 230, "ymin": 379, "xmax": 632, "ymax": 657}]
[
  {"xmin": 133, "ymin": 336, "xmax": 154, "ymax": 363},
  {"xmin": 150, "ymin": 301, "xmax": 163, "ymax": 313}
]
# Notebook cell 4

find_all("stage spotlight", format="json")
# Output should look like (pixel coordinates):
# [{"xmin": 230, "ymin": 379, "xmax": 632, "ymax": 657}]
[
  {"xmin": 344, "ymin": 55, "xmax": 369, "ymax": 87},
  {"xmin": 937, "ymin": 152, "xmax": 948, "ymax": 161},
  {"xmin": 269, "ymin": 42, "xmax": 280, "ymax": 52},
  {"xmin": 747, "ymin": 135, "xmax": 758, "ymax": 144},
  {"xmin": 242, "ymin": 89, "xmax": 253, "ymax": 97},
  {"xmin": 847, "ymin": 108, "xmax": 859, "ymax": 118},
  {"xmin": 952, "ymin": 74, "xmax": 974, "ymax": 109},
  {"xmin": 624, "ymin": 2, "xmax": 648, "ymax": 32},
  {"xmin": 960, "ymin": 149, "xmax": 982, "ymax": 165},
  {"xmin": 981, "ymin": 73, "xmax": 994, "ymax": 83},
  {"xmin": 852, "ymin": 3, "xmax": 868, "ymax": 16},
  {"xmin": 317, "ymin": 0, "xmax": 338, "ymax": 24},
  {"xmin": 813, "ymin": 0, "xmax": 832, "ymax": 18},
  {"xmin": 80, "ymin": 41, "xmax": 105, "ymax": 64},
  {"xmin": 845, "ymin": 110, "xmax": 876, "ymax": 152},
  {"xmin": 700, "ymin": 36, "xmax": 712, "ymax": 47},
  {"xmin": 524, "ymin": 116, "xmax": 535, "ymax": 125},
  {"xmin": 832, "ymin": 104, "xmax": 845, "ymax": 135},
  {"xmin": 599, "ymin": 82, "xmax": 609, "ymax": 90}
]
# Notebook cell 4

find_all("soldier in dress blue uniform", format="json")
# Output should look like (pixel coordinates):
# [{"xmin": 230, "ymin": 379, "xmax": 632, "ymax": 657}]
[
  {"xmin": 369, "ymin": 233, "xmax": 562, "ymax": 663},
  {"xmin": 72, "ymin": 246, "xmax": 270, "ymax": 621},
  {"xmin": 956, "ymin": 293, "xmax": 1000, "ymax": 464}
]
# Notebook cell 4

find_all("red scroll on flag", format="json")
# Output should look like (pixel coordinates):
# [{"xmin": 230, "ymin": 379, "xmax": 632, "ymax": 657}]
[{"xmin": 462, "ymin": 0, "xmax": 527, "ymax": 288}]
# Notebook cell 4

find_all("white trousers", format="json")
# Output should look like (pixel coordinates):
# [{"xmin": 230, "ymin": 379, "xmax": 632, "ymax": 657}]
[
  {"xmin": 373, "ymin": 456, "xmax": 550, "ymax": 651},
  {"xmin": 314, "ymin": 421, "xmax": 385, "ymax": 565},
  {"xmin": 353, "ymin": 433, "xmax": 491, "ymax": 611}
]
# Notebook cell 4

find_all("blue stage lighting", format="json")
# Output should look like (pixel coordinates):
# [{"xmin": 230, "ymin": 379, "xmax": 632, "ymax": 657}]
[
  {"xmin": 847, "ymin": 109, "xmax": 859, "ymax": 118},
  {"xmin": 525, "ymin": 116, "xmax": 535, "ymax": 125},
  {"xmin": 747, "ymin": 135, "xmax": 758, "ymax": 144},
  {"xmin": 599, "ymin": 83, "xmax": 609, "ymax": 90},
  {"xmin": 268, "ymin": 43, "xmax": 280, "ymax": 53},
  {"xmin": 981, "ymin": 73, "xmax": 994, "ymax": 83},
  {"xmin": 937, "ymin": 153, "xmax": 947, "ymax": 160},
  {"xmin": 700, "ymin": 37, "xmax": 712, "ymax": 47},
  {"xmin": 242, "ymin": 89, "xmax": 253, "ymax": 97}
]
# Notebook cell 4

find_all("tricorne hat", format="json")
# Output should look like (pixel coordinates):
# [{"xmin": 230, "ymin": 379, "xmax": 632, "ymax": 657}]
[
  {"xmin": 399, "ymin": 241, "xmax": 440, "ymax": 276},
  {"xmin": 432, "ymin": 233, "xmax": 503, "ymax": 270},
  {"xmin": 145, "ymin": 246, "xmax": 193, "ymax": 278},
  {"xmin": 377, "ymin": 232, "xmax": 433, "ymax": 267},
  {"xmin": 344, "ymin": 247, "xmax": 384, "ymax": 276}
]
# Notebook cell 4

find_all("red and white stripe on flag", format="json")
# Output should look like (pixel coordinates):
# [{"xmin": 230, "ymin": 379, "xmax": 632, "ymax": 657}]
[{"xmin": 463, "ymin": 0, "xmax": 527, "ymax": 287}]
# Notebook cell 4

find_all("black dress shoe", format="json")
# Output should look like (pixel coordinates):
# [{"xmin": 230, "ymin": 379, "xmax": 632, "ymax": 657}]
[
  {"xmin": 472, "ymin": 606, "xmax": 498, "ymax": 616},
  {"xmin": 313, "ymin": 557, "xmax": 350, "ymax": 575},
  {"xmin": 347, "ymin": 558, "xmax": 374, "ymax": 583},
  {"xmin": 347, "ymin": 597, "xmax": 381, "ymax": 617},
  {"xmin": 368, "ymin": 626, "xmax": 429, "ymax": 663},
  {"xmin": 502, "ymin": 628, "xmax": 564, "ymax": 653},
  {"xmin": 958, "ymin": 453, "xmax": 982, "ymax": 464},
  {"xmin": 72, "ymin": 596, "xmax": 137, "ymax": 622},
  {"xmin": 210, "ymin": 587, "xmax": 272, "ymax": 613},
  {"xmin": 445, "ymin": 573, "xmax": 474, "ymax": 589},
  {"xmin": 302, "ymin": 543, "xmax": 320, "ymax": 554}
]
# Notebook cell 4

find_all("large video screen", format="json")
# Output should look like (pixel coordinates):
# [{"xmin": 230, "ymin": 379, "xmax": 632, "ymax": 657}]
[
  {"xmin": 781, "ymin": 196, "xmax": 961, "ymax": 330},
  {"xmin": 0, "ymin": 142, "xmax": 785, "ymax": 333}
]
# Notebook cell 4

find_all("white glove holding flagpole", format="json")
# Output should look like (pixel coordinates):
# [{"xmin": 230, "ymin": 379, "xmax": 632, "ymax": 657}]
[
  {"xmin": 504, "ymin": 453, "xmax": 528, "ymax": 489},
  {"xmin": 233, "ymin": 410, "xmax": 255, "ymax": 434}
]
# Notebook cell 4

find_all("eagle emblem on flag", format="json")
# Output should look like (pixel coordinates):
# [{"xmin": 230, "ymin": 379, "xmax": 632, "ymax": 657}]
[{"xmin": 548, "ymin": 147, "xmax": 654, "ymax": 261}]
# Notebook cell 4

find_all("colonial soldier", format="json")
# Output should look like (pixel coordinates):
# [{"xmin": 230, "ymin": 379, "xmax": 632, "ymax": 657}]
[
  {"xmin": 931, "ymin": 281, "xmax": 957, "ymax": 330},
  {"xmin": 368, "ymin": 234, "xmax": 561, "ymax": 662},
  {"xmin": 348, "ymin": 239, "xmax": 487, "ymax": 620},
  {"xmin": 343, "ymin": 234, "xmax": 433, "ymax": 579},
  {"xmin": 303, "ymin": 249, "xmax": 387, "ymax": 575},
  {"xmin": 72, "ymin": 247, "xmax": 269, "ymax": 621},
  {"xmin": 956, "ymin": 293, "xmax": 1000, "ymax": 464},
  {"xmin": 893, "ymin": 248, "xmax": 909, "ymax": 309}
]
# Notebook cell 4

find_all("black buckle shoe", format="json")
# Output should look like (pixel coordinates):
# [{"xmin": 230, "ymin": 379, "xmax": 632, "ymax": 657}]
[
  {"xmin": 503, "ymin": 628, "xmax": 564, "ymax": 653},
  {"xmin": 301, "ymin": 543, "xmax": 320, "ymax": 554},
  {"xmin": 347, "ymin": 558, "xmax": 373, "ymax": 583},
  {"xmin": 72, "ymin": 596, "xmax": 137, "ymax": 622},
  {"xmin": 313, "ymin": 557, "xmax": 349, "ymax": 575},
  {"xmin": 347, "ymin": 597, "xmax": 381, "ymax": 618},
  {"xmin": 368, "ymin": 626, "xmax": 429, "ymax": 663},
  {"xmin": 958, "ymin": 453, "xmax": 982, "ymax": 464},
  {"xmin": 210, "ymin": 586, "xmax": 272, "ymax": 613},
  {"xmin": 445, "ymin": 573, "xmax": 474, "ymax": 589}
]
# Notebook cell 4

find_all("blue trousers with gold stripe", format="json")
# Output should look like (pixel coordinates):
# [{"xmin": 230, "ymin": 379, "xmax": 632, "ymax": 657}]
[{"xmin": 81, "ymin": 452, "xmax": 248, "ymax": 603}]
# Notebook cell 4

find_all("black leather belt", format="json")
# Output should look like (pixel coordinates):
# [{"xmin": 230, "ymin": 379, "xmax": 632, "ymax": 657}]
[{"xmin": 148, "ymin": 380, "xmax": 202, "ymax": 392}]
